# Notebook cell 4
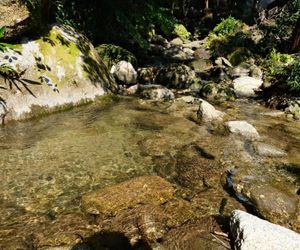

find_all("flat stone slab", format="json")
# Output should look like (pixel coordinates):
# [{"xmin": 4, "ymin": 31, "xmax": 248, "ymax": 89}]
[
  {"xmin": 81, "ymin": 176, "xmax": 175, "ymax": 216},
  {"xmin": 230, "ymin": 210, "xmax": 300, "ymax": 250},
  {"xmin": 227, "ymin": 121, "xmax": 260, "ymax": 139},
  {"xmin": 254, "ymin": 142, "xmax": 287, "ymax": 157}
]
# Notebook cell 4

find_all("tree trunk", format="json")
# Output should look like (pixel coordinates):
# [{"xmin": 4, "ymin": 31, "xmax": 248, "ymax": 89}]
[{"xmin": 291, "ymin": 17, "xmax": 300, "ymax": 53}]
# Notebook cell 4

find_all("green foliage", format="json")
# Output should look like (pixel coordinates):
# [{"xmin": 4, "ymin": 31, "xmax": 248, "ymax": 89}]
[
  {"xmin": 96, "ymin": 44, "xmax": 137, "ymax": 67},
  {"xmin": 174, "ymin": 24, "xmax": 190, "ymax": 40},
  {"xmin": 228, "ymin": 47, "xmax": 252, "ymax": 66},
  {"xmin": 0, "ymin": 27, "xmax": 16, "ymax": 52},
  {"xmin": 265, "ymin": 49, "xmax": 294, "ymax": 76},
  {"xmin": 287, "ymin": 58, "xmax": 300, "ymax": 91},
  {"xmin": 258, "ymin": 0, "xmax": 300, "ymax": 53},
  {"xmin": 212, "ymin": 16, "xmax": 243, "ymax": 37},
  {"xmin": 147, "ymin": 6, "xmax": 177, "ymax": 37}
]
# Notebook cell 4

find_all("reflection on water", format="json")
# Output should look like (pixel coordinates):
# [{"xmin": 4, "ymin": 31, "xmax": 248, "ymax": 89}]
[{"xmin": 0, "ymin": 96, "xmax": 299, "ymax": 247}]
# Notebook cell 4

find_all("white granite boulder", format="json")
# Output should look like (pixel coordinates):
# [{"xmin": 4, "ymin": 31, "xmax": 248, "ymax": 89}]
[{"xmin": 230, "ymin": 210, "xmax": 300, "ymax": 250}]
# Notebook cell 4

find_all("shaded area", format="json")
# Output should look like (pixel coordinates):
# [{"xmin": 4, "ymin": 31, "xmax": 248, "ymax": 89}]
[{"xmin": 71, "ymin": 231, "xmax": 151, "ymax": 250}]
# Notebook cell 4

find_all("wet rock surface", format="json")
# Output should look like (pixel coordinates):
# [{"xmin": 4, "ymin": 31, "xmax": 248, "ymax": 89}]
[{"xmin": 81, "ymin": 176, "xmax": 175, "ymax": 216}]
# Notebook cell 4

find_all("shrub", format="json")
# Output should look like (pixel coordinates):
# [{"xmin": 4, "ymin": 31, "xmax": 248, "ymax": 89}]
[
  {"xmin": 265, "ymin": 49, "xmax": 294, "ymax": 76},
  {"xmin": 173, "ymin": 24, "xmax": 191, "ymax": 40},
  {"xmin": 287, "ymin": 58, "xmax": 300, "ymax": 91},
  {"xmin": 95, "ymin": 44, "xmax": 137, "ymax": 67},
  {"xmin": 212, "ymin": 16, "xmax": 243, "ymax": 37}
]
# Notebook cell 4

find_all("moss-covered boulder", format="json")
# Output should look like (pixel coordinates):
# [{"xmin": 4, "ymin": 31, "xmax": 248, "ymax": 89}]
[
  {"xmin": 0, "ymin": 25, "xmax": 117, "ymax": 122},
  {"xmin": 173, "ymin": 24, "xmax": 191, "ymax": 41},
  {"xmin": 155, "ymin": 64, "xmax": 196, "ymax": 89}
]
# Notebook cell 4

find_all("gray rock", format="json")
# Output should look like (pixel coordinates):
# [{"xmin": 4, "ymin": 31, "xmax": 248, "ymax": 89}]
[
  {"xmin": 155, "ymin": 64, "xmax": 196, "ymax": 89},
  {"xmin": 111, "ymin": 61, "xmax": 138, "ymax": 85},
  {"xmin": 227, "ymin": 121, "xmax": 260, "ymax": 139},
  {"xmin": 198, "ymin": 99, "xmax": 225, "ymax": 122},
  {"xmin": 176, "ymin": 96, "xmax": 196, "ymax": 104},
  {"xmin": 189, "ymin": 59, "xmax": 213, "ymax": 73},
  {"xmin": 194, "ymin": 48, "xmax": 211, "ymax": 60},
  {"xmin": 242, "ymin": 184, "xmax": 299, "ymax": 228},
  {"xmin": 163, "ymin": 46, "xmax": 194, "ymax": 62},
  {"xmin": 230, "ymin": 66, "xmax": 250, "ymax": 78},
  {"xmin": 170, "ymin": 37, "xmax": 184, "ymax": 46},
  {"xmin": 182, "ymin": 40, "xmax": 203, "ymax": 50},
  {"xmin": 0, "ymin": 25, "xmax": 117, "ymax": 122},
  {"xmin": 215, "ymin": 57, "xmax": 233, "ymax": 68},
  {"xmin": 230, "ymin": 210, "xmax": 300, "ymax": 250},
  {"xmin": 123, "ymin": 84, "xmax": 140, "ymax": 96},
  {"xmin": 253, "ymin": 142, "xmax": 287, "ymax": 157},
  {"xmin": 139, "ymin": 85, "xmax": 174, "ymax": 101},
  {"xmin": 285, "ymin": 100, "xmax": 300, "ymax": 120},
  {"xmin": 137, "ymin": 66, "xmax": 159, "ymax": 84},
  {"xmin": 233, "ymin": 76, "xmax": 263, "ymax": 97}
]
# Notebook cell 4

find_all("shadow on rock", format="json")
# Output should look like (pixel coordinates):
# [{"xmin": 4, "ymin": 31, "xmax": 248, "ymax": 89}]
[{"xmin": 72, "ymin": 231, "xmax": 151, "ymax": 250}]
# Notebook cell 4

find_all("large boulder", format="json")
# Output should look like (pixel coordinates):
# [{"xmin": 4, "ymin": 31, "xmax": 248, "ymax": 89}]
[
  {"xmin": 230, "ymin": 210, "xmax": 300, "ymax": 250},
  {"xmin": 0, "ymin": 25, "xmax": 117, "ymax": 122},
  {"xmin": 233, "ymin": 76, "xmax": 263, "ymax": 97},
  {"xmin": 155, "ymin": 64, "xmax": 196, "ymax": 89},
  {"xmin": 110, "ymin": 60, "xmax": 137, "ymax": 85},
  {"xmin": 81, "ymin": 176, "xmax": 175, "ymax": 216}
]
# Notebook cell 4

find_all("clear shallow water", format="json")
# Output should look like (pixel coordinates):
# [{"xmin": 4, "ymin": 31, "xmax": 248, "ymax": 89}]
[{"xmin": 0, "ymin": 96, "xmax": 299, "ymax": 247}]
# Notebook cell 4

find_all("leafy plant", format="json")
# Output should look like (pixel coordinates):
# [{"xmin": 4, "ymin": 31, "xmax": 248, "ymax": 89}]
[
  {"xmin": 287, "ymin": 58, "xmax": 300, "ymax": 91},
  {"xmin": 0, "ymin": 27, "xmax": 16, "ymax": 52},
  {"xmin": 265, "ymin": 49, "xmax": 294, "ymax": 76},
  {"xmin": 212, "ymin": 16, "xmax": 243, "ymax": 37},
  {"xmin": 96, "ymin": 44, "xmax": 137, "ymax": 67}
]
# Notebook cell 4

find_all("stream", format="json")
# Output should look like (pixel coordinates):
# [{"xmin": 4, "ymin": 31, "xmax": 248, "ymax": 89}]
[{"xmin": 0, "ymin": 96, "xmax": 299, "ymax": 248}]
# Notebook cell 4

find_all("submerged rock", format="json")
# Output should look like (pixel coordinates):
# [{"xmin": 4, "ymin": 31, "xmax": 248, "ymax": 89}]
[
  {"xmin": 253, "ymin": 142, "xmax": 287, "ymax": 157},
  {"xmin": 0, "ymin": 25, "xmax": 117, "ymax": 122},
  {"xmin": 110, "ymin": 61, "xmax": 138, "ymax": 85},
  {"xmin": 139, "ymin": 84, "xmax": 175, "ymax": 101},
  {"xmin": 233, "ymin": 76, "xmax": 263, "ymax": 97},
  {"xmin": 242, "ymin": 184, "xmax": 299, "ymax": 228},
  {"xmin": 81, "ymin": 176, "xmax": 174, "ymax": 216},
  {"xmin": 230, "ymin": 210, "xmax": 300, "ymax": 250},
  {"xmin": 226, "ymin": 121, "xmax": 260, "ymax": 139}
]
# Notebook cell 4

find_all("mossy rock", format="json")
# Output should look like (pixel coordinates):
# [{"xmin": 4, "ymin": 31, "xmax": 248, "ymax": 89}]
[
  {"xmin": 155, "ymin": 64, "xmax": 196, "ymax": 89},
  {"xmin": 95, "ymin": 44, "xmax": 137, "ymax": 68},
  {"xmin": 173, "ymin": 24, "xmax": 191, "ymax": 41},
  {"xmin": 0, "ymin": 25, "xmax": 117, "ymax": 122},
  {"xmin": 228, "ymin": 47, "xmax": 252, "ymax": 66},
  {"xmin": 200, "ymin": 82, "xmax": 235, "ymax": 102}
]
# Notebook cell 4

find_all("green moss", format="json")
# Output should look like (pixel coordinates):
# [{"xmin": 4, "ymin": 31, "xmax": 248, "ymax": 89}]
[
  {"xmin": 36, "ymin": 28, "xmax": 82, "ymax": 85},
  {"xmin": 173, "ymin": 24, "xmax": 191, "ymax": 40},
  {"xmin": 228, "ymin": 47, "xmax": 252, "ymax": 66}
]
